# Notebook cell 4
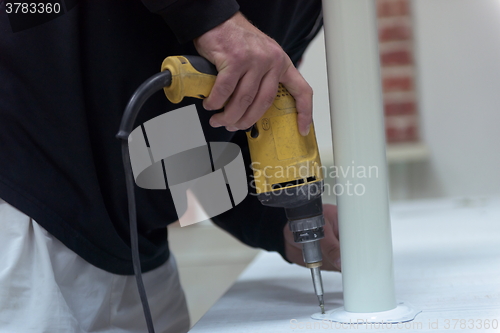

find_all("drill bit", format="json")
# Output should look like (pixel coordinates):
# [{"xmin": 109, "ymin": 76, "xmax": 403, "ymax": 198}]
[
  {"xmin": 310, "ymin": 266, "xmax": 325, "ymax": 314},
  {"xmin": 318, "ymin": 295, "xmax": 325, "ymax": 314},
  {"xmin": 288, "ymin": 210, "xmax": 326, "ymax": 314}
]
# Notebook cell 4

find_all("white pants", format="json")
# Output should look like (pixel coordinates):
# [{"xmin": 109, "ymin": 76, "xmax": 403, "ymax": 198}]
[{"xmin": 0, "ymin": 199, "xmax": 190, "ymax": 333}]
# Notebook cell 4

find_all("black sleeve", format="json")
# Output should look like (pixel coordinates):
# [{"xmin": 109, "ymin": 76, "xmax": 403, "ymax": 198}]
[
  {"xmin": 210, "ymin": 130, "xmax": 290, "ymax": 261},
  {"xmin": 141, "ymin": 0, "xmax": 240, "ymax": 43}
]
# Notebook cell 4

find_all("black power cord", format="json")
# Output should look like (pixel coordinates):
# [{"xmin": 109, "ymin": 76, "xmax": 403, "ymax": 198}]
[{"xmin": 117, "ymin": 70, "xmax": 173, "ymax": 333}]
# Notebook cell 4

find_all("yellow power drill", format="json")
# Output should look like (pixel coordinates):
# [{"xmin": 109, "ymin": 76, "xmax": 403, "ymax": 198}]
[
  {"xmin": 117, "ymin": 55, "xmax": 326, "ymax": 321},
  {"xmin": 162, "ymin": 55, "xmax": 327, "ymax": 313}
]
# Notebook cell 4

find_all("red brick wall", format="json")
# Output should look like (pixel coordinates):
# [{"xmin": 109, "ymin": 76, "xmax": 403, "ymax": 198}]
[{"xmin": 377, "ymin": 0, "xmax": 419, "ymax": 143}]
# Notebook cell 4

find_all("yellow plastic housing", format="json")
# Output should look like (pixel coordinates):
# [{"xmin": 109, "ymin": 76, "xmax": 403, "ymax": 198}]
[
  {"xmin": 246, "ymin": 84, "xmax": 323, "ymax": 194},
  {"xmin": 161, "ymin": 56, "xmax": 216, "ymax": 104}
]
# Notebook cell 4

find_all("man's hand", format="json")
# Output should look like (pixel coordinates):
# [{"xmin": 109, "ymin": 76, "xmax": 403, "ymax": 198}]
[
  {"xmin": 284, "ymin": 204, "xmax": 341, "ymax": 272},
  {"xmin": 193, "ymin": 12, "xmax": 313, "ymax": 136}
]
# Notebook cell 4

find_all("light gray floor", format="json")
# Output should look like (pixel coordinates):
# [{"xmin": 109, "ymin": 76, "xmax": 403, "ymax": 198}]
[
  {"xmin": 189, "ymin": 196, "xmax": 500, "ymax": 332},
  {"xmin": 168, "ymin": 221, "xmax": 260, "ymax": 326}
]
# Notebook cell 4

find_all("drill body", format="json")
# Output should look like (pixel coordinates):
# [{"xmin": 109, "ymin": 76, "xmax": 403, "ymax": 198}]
[{"xmin": 245, "ymin": 82, "xmax": 326, "ymax": 313}]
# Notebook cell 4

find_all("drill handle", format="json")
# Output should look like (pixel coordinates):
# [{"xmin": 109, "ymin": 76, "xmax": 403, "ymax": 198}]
[
  {"xmin": 117, "ymin": 56, "xmax": 217, "ymax": 139},
  {"xmin": 161, "ymin": 55, "xmax": 217, "ymax": 104}
]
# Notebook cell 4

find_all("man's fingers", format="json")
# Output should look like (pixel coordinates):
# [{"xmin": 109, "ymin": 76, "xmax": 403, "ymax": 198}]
[
  {"xmin": 320, "ymin": 221, "xmax": 341, "ymax": 272},
  {"xmin": 321, "ymin": 204, "xmax": 340, "ymax": 271},
  {"xmin": 285, "ymin": 242, "xmax": 338, "ymax": 270},
  {"xmin": 203, "ymin": 67, "xmax": 240, "ymax": 114},
  {"xmin": 280, "ymin": 64, "xmax": 313, "ymax": 136},
  {"xmin": 319, "ymin": 257, "xmax": 337, "ymax": 271},
  {"xmin": 214, "ymin": 71, "xmax": 265, "ymax": 130},
  {"xmin": 285, "ymin": 242, "xmax": 305, "ymax": 267},
  {"xmin": 232, "ymin": 71, "xmax": 279, "ymax": 130},
  {"xmin": 323, "ymin": 204, "xmax": 339, "ymax": 239}
]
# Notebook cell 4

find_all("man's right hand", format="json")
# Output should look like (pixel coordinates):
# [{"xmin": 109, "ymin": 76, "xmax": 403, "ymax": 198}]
[{"xmin": 193, "ymin": 11, "xmax": 313, "ymax": 136}]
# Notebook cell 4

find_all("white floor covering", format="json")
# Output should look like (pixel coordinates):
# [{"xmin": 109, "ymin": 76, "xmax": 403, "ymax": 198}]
[{"xmin": 189, "ymin": 196, "xmax": 500, "ymax": 332}]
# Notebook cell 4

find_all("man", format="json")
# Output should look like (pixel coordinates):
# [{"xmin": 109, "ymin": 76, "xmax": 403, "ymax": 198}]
[{"xmin": 0, "ymin": 1, "xmax": 340, "ymax": 332}]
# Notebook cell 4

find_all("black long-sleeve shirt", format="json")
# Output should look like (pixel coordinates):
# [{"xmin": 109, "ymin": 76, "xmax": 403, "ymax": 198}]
[{"xmin": 0, "ymin": 0, "xmax": 322, "ymax": 274}]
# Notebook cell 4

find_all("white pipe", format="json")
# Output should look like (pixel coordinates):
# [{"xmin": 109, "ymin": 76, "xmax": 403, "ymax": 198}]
[{"xmin": 321, "ymin": 0, "xmax": 397, "ymax": 312}]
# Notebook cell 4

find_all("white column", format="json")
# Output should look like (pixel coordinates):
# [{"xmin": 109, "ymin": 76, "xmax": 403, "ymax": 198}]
[{"xmin": 321, "ymin": 0, "xmax": 396, "ymax": 312}]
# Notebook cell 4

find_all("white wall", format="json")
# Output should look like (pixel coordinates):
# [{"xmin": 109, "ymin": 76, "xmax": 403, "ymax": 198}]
[
  {"xmin": 412, "ymin": 0, "xmax": 500, "ymax": 197},
  {"xmin": 300, "ymin": 29, "xmax": 332, "ymax": 159},
  {"xmin": 300, "ymin": 0, "xmax": 500, "ymax": 199}
]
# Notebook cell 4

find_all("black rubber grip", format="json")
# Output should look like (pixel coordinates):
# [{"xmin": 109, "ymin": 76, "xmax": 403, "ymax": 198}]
[
  {"xmin": 184, "ymin": 55, "xmax": 218, "ymax": 76},
  {"xmin": 285, "ymin": 197, "xmax": 323, "ymax": 220}
]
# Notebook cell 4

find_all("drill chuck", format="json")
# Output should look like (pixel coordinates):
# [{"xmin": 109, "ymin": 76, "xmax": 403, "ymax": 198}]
[
  {"xmin": 301, "ymin": 239, "xmax": 323, "ymax": 265},
  {"xmin": 289, "ymin": 214, "xmax": 325, "ymax": 265},
  {"xmin": 289, "ymin": 215, "xmax": 325, "ymax": 243},
  {"xmin": 285, "ymin": 195, "xmax": 326, "ymax": 314}
]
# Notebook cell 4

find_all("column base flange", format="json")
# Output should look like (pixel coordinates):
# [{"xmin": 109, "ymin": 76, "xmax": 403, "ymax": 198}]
[{"xmin": 311, "ymin": 301, "xmax": 421, "ymax": 324}]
